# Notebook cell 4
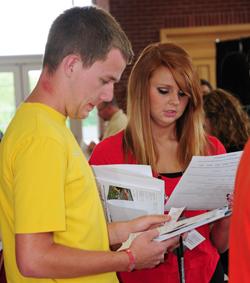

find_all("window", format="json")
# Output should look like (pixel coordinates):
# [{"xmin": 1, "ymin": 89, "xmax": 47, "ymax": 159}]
[
  {"xmin": 24, "ymin": 68, "xmax": 42, "ymax": 95},
  {"xmin": 82, "ymin": 107, "xmax": 99, "ymax": 144},
  {"xmin": 0, "ymin": 0, "xmax": 93, "ymax": 56},
  {"xmin": 0, "ymin": 0, "xmax": 98, "ymax": 147},
  {"xmin": 0, "ymin": 55, "xmax": 43, "ymax": 133},
  {"xmin": 0, "ymin": 72, "xmax": 16, "ymax": 132}
]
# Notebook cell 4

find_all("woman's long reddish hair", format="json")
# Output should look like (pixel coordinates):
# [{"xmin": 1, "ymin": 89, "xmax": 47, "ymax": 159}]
[{"xmin": 123, "ymin": 42, "xmax": 208, "ymax": 172}]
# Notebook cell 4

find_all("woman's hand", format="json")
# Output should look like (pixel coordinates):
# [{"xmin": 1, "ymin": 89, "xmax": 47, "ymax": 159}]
[
  {"xmin": 227, "ymin": 192, "xmax": 234, "ymax": 210},
  {"xmin": 210, "ymin": 193, "xmax": 233, "ymax": 253}
]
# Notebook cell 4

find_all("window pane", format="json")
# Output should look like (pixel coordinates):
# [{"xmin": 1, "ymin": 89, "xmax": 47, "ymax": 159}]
[
  {"xmin": 0, "ymin": 0, "xmax": 93, "ymax": 56},
  {"xmin": 82, "ymin": 107, "xmax": 99, "ymax": 144},
  {"xmin": 28, "ymin": 70, "xmax": 41, "ymax": 92},
  {"xmin": 0, "ymin": 72, "xmax": 15, "ymax": 132}
]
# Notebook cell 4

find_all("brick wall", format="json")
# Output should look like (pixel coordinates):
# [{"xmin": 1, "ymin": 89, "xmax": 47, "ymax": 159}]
[{"xmin": 96, "ymin": 0, "xmax": 250, "ymax": 110}]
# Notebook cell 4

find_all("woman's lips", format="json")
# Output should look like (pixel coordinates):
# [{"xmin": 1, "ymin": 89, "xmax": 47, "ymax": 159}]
[{"xmin": 164, "ymin": 110, "xmax": 177, "ymax": 117}]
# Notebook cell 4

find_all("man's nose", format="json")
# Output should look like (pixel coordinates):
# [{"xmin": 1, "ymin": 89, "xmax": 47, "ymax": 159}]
[{"xmin": 101, "ymin": 83, "xmax": 114, "ymax": 102}]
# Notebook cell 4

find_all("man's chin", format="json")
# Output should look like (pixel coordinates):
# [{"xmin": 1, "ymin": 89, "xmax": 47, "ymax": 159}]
[
  {"xmin": 68, "ymin": 112, "xmax": 89, "ymax": 120},
  {"xmin": 81, "ymin": 111, "xmax": 90, "ymax": 119}
]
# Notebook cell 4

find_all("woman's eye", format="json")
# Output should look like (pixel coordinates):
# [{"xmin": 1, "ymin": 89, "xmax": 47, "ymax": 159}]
[
  {"xmin": 157, "ymin": 88, "xmax": 169, "ymax": 95},
  {"xmin": 178, "ymin": 90, "xmax": 186, "ymax": 97}
]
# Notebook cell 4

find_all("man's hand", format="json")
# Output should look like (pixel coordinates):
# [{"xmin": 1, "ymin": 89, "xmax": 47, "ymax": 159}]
[
  {"xmin": 108, "ymin": 214, "xmax": 170, "ymax": 245},
  {"xmin": 128, "ymin": 229, "xmax": 179, "ymax": 270},
  {"xmin": 128, "ymin": 214, "xmax": 171, "ymax": 233}
]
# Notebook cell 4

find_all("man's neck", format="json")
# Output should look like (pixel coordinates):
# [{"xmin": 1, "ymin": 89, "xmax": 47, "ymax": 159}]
[{"xmin": 26, "ymin": 70, "xmax": 67, "ymax": 117}]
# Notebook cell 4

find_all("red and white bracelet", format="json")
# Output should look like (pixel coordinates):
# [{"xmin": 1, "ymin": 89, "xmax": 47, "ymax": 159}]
[{"xmin": 124, "ymin": 249, "xmax": 136, "ymax": 272}]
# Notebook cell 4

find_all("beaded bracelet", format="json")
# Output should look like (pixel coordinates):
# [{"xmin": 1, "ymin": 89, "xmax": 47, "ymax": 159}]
[{"xmin": 124, "ymin": 249, "xmax": 136, "ymax": 272}]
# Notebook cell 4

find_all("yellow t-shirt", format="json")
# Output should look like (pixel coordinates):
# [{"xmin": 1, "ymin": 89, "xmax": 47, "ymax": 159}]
[{"xmin": 0, "ymin": 103, "xmax": 118, "ymax": 283}]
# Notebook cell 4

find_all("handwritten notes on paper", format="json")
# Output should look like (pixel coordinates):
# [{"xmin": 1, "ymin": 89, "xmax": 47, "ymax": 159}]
[{"xmin": 165, "ymin": 151, "xmax": 243, "ymax": 210}]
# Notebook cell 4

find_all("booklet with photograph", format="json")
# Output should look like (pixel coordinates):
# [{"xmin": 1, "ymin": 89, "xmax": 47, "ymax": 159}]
[{"xmin": 91, "ymin": 165, "xmax": 165, "ymax": 222}]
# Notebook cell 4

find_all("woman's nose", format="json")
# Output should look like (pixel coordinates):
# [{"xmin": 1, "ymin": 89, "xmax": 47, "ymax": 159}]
[{"xmin": 168, "ymin": 92, "xmax": 180, "ymax": 105}]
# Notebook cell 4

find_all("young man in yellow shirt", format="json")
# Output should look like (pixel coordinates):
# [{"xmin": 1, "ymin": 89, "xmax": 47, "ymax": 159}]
[{"xmin": 0, "ymin": 6, "xmax": 178, "ymax": 283}]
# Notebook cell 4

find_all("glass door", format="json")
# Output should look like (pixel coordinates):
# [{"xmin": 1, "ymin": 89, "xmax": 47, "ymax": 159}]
[
  {"xmin": 0, "ymin": 66, "xmax": 22, "ymax": 133},
  {"xmin": 0, "ymin": 56, "xmax": 42, "ymax": 134}
]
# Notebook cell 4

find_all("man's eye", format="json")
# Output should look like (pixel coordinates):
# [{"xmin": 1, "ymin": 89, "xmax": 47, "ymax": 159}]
[
  {"xmin": 157, "ymin": 88, "xmax": 169, "ymax": 95},
  {"xmin": 101, "ymin": 79, "xmax": 109, "ymax": 85}
]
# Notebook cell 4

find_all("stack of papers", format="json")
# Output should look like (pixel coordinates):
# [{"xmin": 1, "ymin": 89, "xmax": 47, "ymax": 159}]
[
  {"xmin": 156, "ymin": 206, "xmax": 231, "ymax": 241},
  {"xmin": 118, "ymin": 206, "xmax": 231, "ymax": 250},
  {"xmin": 92, "ymin": 151, "xmax": 242, "ymax": 247},
  {"xmin": 92, "ymin": 151, "xmax": 242, "ymax": 220}
]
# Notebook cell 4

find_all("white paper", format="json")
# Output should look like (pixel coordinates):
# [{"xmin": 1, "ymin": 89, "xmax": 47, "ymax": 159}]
[
  {"xmin": 92, "ymin": 164, "xmax": 152, "ymax": 177},
  {"xmin": 92, "ymin": 165, "xmax": 164, "ymax": 222},
  {"xmin": 158, "ymin": 207, "xmax": 185, "ymax": 235},
  {"xmin": 156, "ymin": 206, "xmax": 231, "ymax": 241},
  {"xmin": 165, "ymin": 151, "xmax": 243, "ymax": 210},
  {"xmin": 183, "ymin": 229, "xmax": 205, "ymax": 250},
  {"xmin": 119, "ymin": 206, "xmax": 230, "ymax": 250},
  {"xmin": 107, "ymin": 201, "xmax": 152, "ymax": 222}
]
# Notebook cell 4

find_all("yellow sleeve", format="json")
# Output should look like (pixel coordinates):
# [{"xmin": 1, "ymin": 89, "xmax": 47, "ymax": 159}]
[{"xmin": 13, "ymin": 137, "xmax": 67, "ymax": 233}]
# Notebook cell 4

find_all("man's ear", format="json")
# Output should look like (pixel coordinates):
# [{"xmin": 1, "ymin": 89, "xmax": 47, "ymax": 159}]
[{"xmin": 63, "ymin": 54, "xmax": 81, "ymax": 77}]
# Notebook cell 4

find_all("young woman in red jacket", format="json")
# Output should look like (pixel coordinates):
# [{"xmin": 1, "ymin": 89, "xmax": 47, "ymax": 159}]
[{"xmin": 90, "ymin": 42, "xmax": 229, "ymax": 283}]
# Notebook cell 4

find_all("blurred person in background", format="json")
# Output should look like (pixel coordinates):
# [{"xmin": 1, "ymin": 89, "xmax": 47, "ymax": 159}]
[
  {"xmin": 98, "ymin": 97, "xmax": 128, "ymax": 140},
  {"xmin": 200, "ymin": 78, "xmax": 213, "ymax": 96},
  {"xmin": 203, "ymin": 88, "xmax": 250, "ymax": 153},
  {"xmin": 86, "ymin": 98, "xmax": 128, "ymax": 156}
]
